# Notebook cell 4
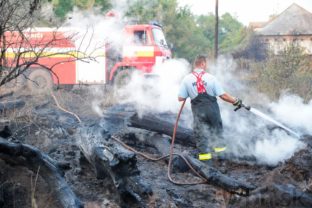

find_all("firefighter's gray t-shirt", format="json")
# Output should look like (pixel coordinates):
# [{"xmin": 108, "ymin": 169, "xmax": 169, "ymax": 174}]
[{"xmin": 178, "ymin": 68, "xmax": 225, "ymax": 100}]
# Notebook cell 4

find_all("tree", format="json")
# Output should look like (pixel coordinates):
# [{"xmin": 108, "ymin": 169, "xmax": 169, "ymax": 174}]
[
  {"xmin": 168, "ymin": 7, "xmax": 211, "ymax": 60},
  {"xmin": 53, "ymin": 0, "xmax": 74, "ymax": 20},
  {"xmin": 219, "ymin": 13, "xmax": 246, "ymax": 52},
  {"xmin": 94, "ymin": 0, "xmax": 111, "ymax": 11},
  {"xmin": 255, "ymin": 42, "xmax": 311, "ymax": 100},
  {"xmin": 126, "ymin": 0, "xmax": 247, "ymax": 61},
  {"xmin": 50, "ymin": 0, "xmax": 111, "ymax": 19},
  {"xmin": 197, "ymin": 13, "xmax": 247, "ymax": 54},
  {"xmin": 214, "ymin": 0, "xmax": 219, "ymax": 59},
  {"xmin": 0, "ymin": 0, "xmax": 41, "ymax": 88}
]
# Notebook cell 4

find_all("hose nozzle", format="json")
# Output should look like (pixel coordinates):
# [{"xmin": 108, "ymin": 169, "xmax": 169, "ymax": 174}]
[
  {"xmin": 234, "ymin": 104, "xmax": 251, "ymax": 111},
  {"xmin": 244, "ymin": 105, "xmax": 251, "ymax": 111}
]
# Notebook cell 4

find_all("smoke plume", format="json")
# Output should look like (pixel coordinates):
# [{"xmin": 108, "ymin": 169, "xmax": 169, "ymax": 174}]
[
  {"xmin": 117, "ymin": 59, "xmax": 191, "ymax": 116},
  {"xmin": 63, "ymin": 4, "xmax": 130, "ymax": 117},
  {"xmin": 213, "ymin": 56, "xmax": 306, "ymax": 165},
  {"xmin": 120, "ymin": 55, "xmax": 309, "ymax": 165},
  {"xmin": 269, "ymin": 94, "xmax": 312, "ymax": 135},
  {"xmin": 64, "ymin": 4, "xmax": 310, "ymax": 165}
]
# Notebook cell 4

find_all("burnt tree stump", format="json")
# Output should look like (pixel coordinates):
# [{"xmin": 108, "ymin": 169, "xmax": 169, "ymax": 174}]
[
  {"xmin": 0, "ymin": 100, "xmax": 25, "ymax": 113},
  {"xmin": 0, "ymin": 139, "xmax": 82, "ymax": 208},
  {"xmin": 78, "ymin": 123, "xmax": 152, "ymax": 207}
]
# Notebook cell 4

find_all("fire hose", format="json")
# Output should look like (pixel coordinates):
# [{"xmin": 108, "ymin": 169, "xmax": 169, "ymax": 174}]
[
  {"xmin": 112, "ymin": 99, "xmax": 208, "ymax": 185},
  {"xmin": 167, "ymin": 99, "xmax": 207, "ymax": 184},
  {"xmin": 51, "ymin": 89, "xmax": 206, "ymax": 184}
]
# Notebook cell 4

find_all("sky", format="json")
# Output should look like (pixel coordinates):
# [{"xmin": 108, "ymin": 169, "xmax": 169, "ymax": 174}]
[{"xmin": 177, "ymin": 0, "xmax": 312, "ymax": 25}]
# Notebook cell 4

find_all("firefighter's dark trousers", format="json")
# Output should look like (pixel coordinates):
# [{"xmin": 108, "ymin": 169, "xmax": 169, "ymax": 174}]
[{"xmin": 191, "ymin": 93, "xmax": 223, "ymax": 153}]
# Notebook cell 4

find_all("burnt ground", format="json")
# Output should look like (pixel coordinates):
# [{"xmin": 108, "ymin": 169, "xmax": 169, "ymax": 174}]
[{"xmin": 0, "ymin": 87, "xmax": 312, "ymax": 208}]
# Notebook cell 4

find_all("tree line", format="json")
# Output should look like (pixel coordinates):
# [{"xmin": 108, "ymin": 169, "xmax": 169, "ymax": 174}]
[{"xmin": 44, "ymin": 0, "xmax": 247, "ymax": 61}]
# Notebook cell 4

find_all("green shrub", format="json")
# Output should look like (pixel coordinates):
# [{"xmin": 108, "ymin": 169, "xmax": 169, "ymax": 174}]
[{"xmin": 252, "ymin": 43, "xmax": 311, "ymax": 101}]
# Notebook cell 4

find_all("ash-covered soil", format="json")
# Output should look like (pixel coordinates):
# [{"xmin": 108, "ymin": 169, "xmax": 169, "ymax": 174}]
[{"xmin": 0, "ymin": 87, "xmax": 312, "ymax": 208}]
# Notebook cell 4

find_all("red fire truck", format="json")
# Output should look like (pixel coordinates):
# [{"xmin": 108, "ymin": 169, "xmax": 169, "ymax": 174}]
[{"xmin": 3, "ymin": 22, "xmax": 171, "ymax": 92}]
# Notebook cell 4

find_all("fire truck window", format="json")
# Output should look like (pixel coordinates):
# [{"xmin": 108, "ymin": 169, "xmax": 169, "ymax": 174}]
[
  {"xmin": 133, "ymin": 31, "xmax": 147, "ymax": 45},
  {"xmin": 152, "ymin": 28, "xmax": 168, "ymax": 48}
]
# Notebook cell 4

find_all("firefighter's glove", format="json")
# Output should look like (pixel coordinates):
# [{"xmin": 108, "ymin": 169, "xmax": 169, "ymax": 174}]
[{"xmin": 233, "ymin": 98, "xmax": 243, "ymax": 111}]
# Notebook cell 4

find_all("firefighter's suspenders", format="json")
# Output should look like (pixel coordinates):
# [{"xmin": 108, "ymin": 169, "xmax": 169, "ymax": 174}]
[{"xmin": 192, "ymin": 71, "xmax": 206, "ymax": 93}]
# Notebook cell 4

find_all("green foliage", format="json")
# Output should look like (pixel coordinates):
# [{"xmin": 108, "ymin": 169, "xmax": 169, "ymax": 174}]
[
  {"xmin": 94, "ymin": 0, "xmax": 111, "ymax": 11},
  {"xmin": 165, "ymin": 6, "xmax": 211, "ymax": 61},
  {"xmin": 196, "ymin": 13, "xmax": 247, "ymax": 54},
  {"xmin": 52, "ymin": 0, "xmax": 111, "ymax": 19},
  {"xmin": 254, "ymin": 43, "xmax": 311, "ymax": 100},
  {"xmin": 126, "ymin": 0, "xmax": 201, "ymax": 60},
  {"xmin": 126, "ymin": 0, "xmax": 177, "ymax": 22},
  {"xmin": 219, "ymin": 13, "xmax": 246, "ymax": 52},
  {"xmin": 196, "ymin": 14, "xmax": 215, "ymax": 45},
  {"xmin": 127, "ymin": 1, "xmax": 246, "ymax": 61},
  {"xmin": 75, "ymin": 0, "xmax": 95, "ymax": 10},
  {"xmin": 49, "ymin": 0, "xmax": 246, "ymax": 61},
  {"xmin": 53, "ymin": 0, "xmax": 74, "ymax": 19}
]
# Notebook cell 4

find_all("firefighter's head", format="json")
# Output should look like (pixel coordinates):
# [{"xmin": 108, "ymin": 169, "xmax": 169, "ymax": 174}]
[{"xmin": 194, "ymin": 55, "xmax": 207, "ymax": 70}]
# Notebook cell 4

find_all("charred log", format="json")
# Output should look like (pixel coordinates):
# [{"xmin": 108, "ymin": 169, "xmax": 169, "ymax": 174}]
[
  {"xmin": 183, "ymin": 153, "xmax": 256, "ymax": 196},
  {"xmin": 272, "ymin": 184, "xmax": 312, "ymax": 206},
  {"xmin": 81, "ymin": 145, "xmax": 152, "ymax": 207},
  {"xmin": 110, "ymin": 131, "xmax": 256, "ymax": 196},
  {"xmin": 102, "ymin": 104, "xmax": 194, "ymax": 146},
  {"xmin": 0, "ymin": 139, "xmax": 82, "ymax": 208},
  {"xmin": 79, "ymin": 123, "xmax": 152, "ymax": 207},
  {"xmin": 0, "ymin": 100, "xmax": 25, "ymax": 112},
  {"xmin": 0, "ymin": 126, "xmax": 12, "ymax": 138},
  {"xmin": 117, "ymin": 131, "xmax": 170, "ymax": 155},
  {"xmin": 229, "ymin": 136, "xmax": 312, "ymax": 207},
  {"xmin": 301, "ymin": 134, "xmax": 312, "ymax": 147},
  {"xmin": 232, "ymin": 184, "xmax": 312, "ymax": 207},
  {"xmin": 129, "ymin": 113, "xmax": 195, "ymax": 147},
  {"xmin": 0, "ymin": 91, "xmax": 13, "ymax": 99}
]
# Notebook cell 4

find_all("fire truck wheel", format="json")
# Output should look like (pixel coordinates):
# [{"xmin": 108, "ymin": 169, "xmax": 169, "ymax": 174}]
[
  {"xmin": 114, "ymin": 69, "xmax": 133, "ymax": 89},
  {"xmin": 27, "ymin": 69, "xmax": 53, "ymax": 94}
]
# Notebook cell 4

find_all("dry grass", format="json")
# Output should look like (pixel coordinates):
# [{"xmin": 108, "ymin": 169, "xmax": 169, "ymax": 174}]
[{"xmin": 31, "ymin": 167, "xmax": 40, "ymax": 208}]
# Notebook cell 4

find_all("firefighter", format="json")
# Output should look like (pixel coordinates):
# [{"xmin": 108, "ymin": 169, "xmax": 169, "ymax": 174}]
[{"xmin": 178, "ymin": 55, "xmax": 243, "ymax": 160}]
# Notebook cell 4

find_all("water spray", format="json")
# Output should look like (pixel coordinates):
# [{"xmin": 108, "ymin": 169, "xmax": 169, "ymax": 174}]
[{"xmin": 235, "ymin": 104, "xmax": 301, "ymax": 139}]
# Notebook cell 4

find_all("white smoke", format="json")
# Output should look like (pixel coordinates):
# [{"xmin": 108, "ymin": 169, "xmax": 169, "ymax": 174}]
[
  {"xmin": 209, "ymin": 56, "xmax": 306, "ymax": 165},
  {"xmin": 117, "ymin": 59, "xmax": 191, "ymax": 116},
  {"xmin": 63, "ymin": 6, "xmax": 129, "ymax": 115},
  {"xmin": 110, "ymin": 0, "xmax": 129, "ymax": 16},
  {"xmin": 64, "ymin": 7, "xmax": 126, "ymax": 51},
  {"xmin": 269, "ymin": 94, "xmax": 312, "ymax": 135},
  {"xmin": 254, "ymin": 131, "xmax": 305, "ymax": 165},
  {"xmin": 116, "ymin": 54, "xmax": 308, "ymax": 165}
]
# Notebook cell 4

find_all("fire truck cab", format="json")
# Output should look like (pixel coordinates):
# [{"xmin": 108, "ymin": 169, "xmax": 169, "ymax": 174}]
[
  {"xmin": 105, "ymin": 22, "xmax": 171, "ymax": 87},
  {"xmin": 3, "ymin": 22, "xmax": 172, "ymax": 92},
  {"xmin": 110, "ymin": 23, "xmax": 171, "ymax": 85}
]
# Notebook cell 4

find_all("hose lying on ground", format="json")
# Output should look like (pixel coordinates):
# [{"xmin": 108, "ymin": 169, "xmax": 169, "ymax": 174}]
[{"xmin": 112, "ymin": 99, "xmax": 208, "ymax": 185}]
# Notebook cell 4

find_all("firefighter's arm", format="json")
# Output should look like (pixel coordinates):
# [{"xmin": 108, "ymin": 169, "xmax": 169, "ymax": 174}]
[
  {"xmin": 219, "ymin": 93, "xmax": 238, "ymax": 104},
  {"xmin": 178, "ymin": 80, "xmax": 188, "ymax": 101}
]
